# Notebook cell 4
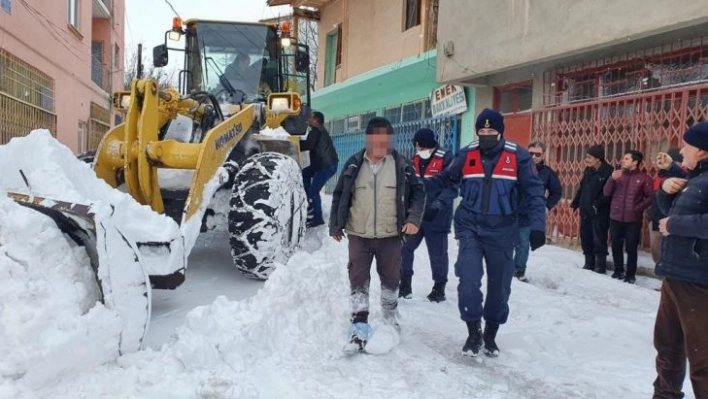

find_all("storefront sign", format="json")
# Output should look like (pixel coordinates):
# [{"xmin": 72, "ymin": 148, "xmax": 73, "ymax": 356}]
[{"xmin": 430, "ymin": 84, "xmax": 467, "ymax": 117}]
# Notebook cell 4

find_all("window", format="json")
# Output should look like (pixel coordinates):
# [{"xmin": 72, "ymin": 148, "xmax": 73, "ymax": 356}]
[
  {"xmin": 324, "ymin": 25, "xmax": 341, "ymax": 87},
  {"xmin": 68, "ymin": 0, "xmax": 79, "ymax": 30},
  {"xmin": 404, "ymin": 0, "xmax": 421, "ymax": 31},
  {"xmin": 495, "ymin": 83, "xmax": 533, "ymax": 114},
  {"xmin": 114, "ymin": 44, "xmax": 120, "ymax": 69}
]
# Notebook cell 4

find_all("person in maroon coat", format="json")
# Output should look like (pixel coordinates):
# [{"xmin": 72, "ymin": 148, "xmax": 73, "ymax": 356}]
[{"xmin": 603, "ymin": 150, "xmax": 654, "ymax": 283}]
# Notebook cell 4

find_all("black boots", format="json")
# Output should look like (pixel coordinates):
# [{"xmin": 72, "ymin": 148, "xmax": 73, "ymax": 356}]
[
  {"xmin": 462, "ymin": 320, "xmax": 500, "ymax": 357},
  {"xmin": 462, "ymin": 320, "xmax": 483, "ymax": 357},
  {"xmin": 483, "ymin": 322, "xmax": 500, "ymax": 357},
  {"xmin": 594, "ymin": 255, "xmax": 607, "ymax": 274},
  {"xmin": 398, "ymin": 275, "xmax": 412, "ymax": 299},
  {"xmin": 426, "ymin": 282, "xmax": 446, "ymax": 302},
  {"xmin": 582, "ymin": 254, "xmax": 595, "ymax": 270}
]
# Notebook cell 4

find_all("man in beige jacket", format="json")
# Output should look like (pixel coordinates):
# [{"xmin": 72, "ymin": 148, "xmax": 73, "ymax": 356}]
[{"xmin": 329, "ymin": 117, "xmax": 426, "ymax": 352}]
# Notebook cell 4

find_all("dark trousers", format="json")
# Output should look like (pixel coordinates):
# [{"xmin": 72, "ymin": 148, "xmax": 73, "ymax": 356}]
[
  {"xmin": 401, "ymin": 227, "xmax": 449, "ymax": 283},
  {"xmin": 302, "ymin": 164, "xmax": 337, "ymax": 223},
  {"xmin": 579, "ymin": 215, "xmax": 610, "ymax": 257},
  {"xmin": 347, "ymin": 235, "xmax": 402, "ymax": 323},
  {"xmin": 455, "ymin": 229, "xmax": 515, "ymax": 325},
  {"xmin": 653, "ymin": 278, "xmax": 708, "ymax": 399},
  {"xmin": 610, "ymin": 220, "xmax": 642, "ymax": 277}
]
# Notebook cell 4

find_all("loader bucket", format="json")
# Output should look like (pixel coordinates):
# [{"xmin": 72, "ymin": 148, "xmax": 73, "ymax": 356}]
[{"xmin": 7, "ymin": 192, "xmax": 152, "ymax": 355}]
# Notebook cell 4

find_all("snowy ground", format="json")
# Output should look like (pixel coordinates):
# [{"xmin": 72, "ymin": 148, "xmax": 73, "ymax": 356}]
[
  {"xmin": 2, "ymin": 196, "xmax": 693, "ymax": 398},
  {"xmin": 0, "ymin": 132, "xmax": 692, "ymax": 398}
]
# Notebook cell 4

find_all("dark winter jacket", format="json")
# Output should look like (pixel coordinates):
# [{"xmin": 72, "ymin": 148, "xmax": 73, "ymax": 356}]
[
  {"xmin": 300, "ymin": 125, "xmax": 339, "ymax": 171},
  {"xmin": 603, "ymin": 170, "xmax": 654, "ymax": 223},
  {"xmin": 649, "ymin": 163, "xmax": 688, "ymax": 231},
  {"xmin": 518, "ymin": 161, "xmax": 562, "ymax": 227},
  {"xmin": 329, "ymin": 149, "xmax": 426, "ymax": 237},
  {"xmin": 656, "ymin": 159, "xmax": 708, "ymax": 285},
  {"xmin": 571, "ymin": 163, "xmax": 614, "ymax": 219},
  {"xmin": 427, "ymin": 139, "xmax": 547, "ymax": 237},
  {"xmin": 414, "ymin": 147, "xmax": 458, "ymax": 233}
]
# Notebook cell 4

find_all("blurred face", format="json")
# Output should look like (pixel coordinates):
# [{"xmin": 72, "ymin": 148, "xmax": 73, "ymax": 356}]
[
  {"xmin": 585, "ymin": 154, "xmax": 601, "ymax": 168},
  {"xmin": 680, "ymin": 140, "xmax": 708, "ymax": 170},
  {"xmin": 309, "ymin": 116, "xmax": 320, "ymax": 128},
  {"xmin": 528, "ymin": 145, "xmax": 544, "ymax": 165},
  {"xmin": 366, "ymin": 128, "xmax": 392, "ymax": 158},
  {"xmin": 621, "ymin": 153, "xmax": 638, "ymax": 171}
]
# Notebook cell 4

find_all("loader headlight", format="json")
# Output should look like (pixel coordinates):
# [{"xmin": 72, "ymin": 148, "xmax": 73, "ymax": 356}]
[
  {"xmin": 270, "ymin": 97, "xmax": 290, "ymax": 113},
  {"xmin": 120, "ymin": 95, "xmax": 132, "ymax": 109}
]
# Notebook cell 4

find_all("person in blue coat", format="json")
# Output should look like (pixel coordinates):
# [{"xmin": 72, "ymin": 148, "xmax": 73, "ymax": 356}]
[
  {"xmin": 400, "ymin": 128, "xmax": 459, "ymax": 302},
  {"xmin": 428, "ymin": 108, "xmax": 547, "ymax": 358}
]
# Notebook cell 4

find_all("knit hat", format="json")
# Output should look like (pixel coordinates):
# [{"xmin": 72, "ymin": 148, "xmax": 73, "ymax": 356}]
[
  {"xmin": 413, "ymin": 128, "xmax": 437, "ymax": 149},
  {"xmin": 683, "ymin": 121, "xmax": 708, "ymax": 151},
  {"xmin": 587, "ymin": 145, "xmax": 605, "ymax": 162},
  {"xmin": 366, "ymin": 117, "xmax": 394, "ymax": 135},
  {"xmin": 666, "ymin": 148, "xmax": 683, "ymax": 163},
  {"xmin": 475, "ymin": 108, "xmax": 505, "ymax": 135}
]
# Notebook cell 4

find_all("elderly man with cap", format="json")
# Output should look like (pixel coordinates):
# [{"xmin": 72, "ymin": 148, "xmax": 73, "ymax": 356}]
[
  {"xmin": 329, "ymin": 117, "xmax": 426, "ymax": 352},
  {"xmin": 652, "ymin": 121, "xmax": 708, "ymax": 398},
  {"xmin": 399, "ymin": 128, "xmax": 458, "ymax": 302},
  {"xmin": 570, "ymin": 145, "xmax": 614, "ymax": 273},
  {"xmin": 427, "ymin": 108, "xmax": 547, "ymax": 357}
]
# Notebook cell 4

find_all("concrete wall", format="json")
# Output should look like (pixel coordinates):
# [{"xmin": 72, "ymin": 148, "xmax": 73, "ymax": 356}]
[
  {"xmin": 437, "ymin": 0, "xmax": 708, "ymax": 84},
  {"xmin": 317, "ymin": 0, "xmax": 427, "ymax": 89},
  {"xmin": 0, "ymin": 0, "xmax": 124, "ymax": 152}
]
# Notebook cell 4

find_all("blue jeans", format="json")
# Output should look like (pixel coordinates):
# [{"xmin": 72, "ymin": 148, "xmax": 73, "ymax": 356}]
[
  {"xmin": 401, "ymin": 227, "xmax": 449, "ymax": 283},
  {"xmin": 513, "ymin": 226, "xmax": 531, "ymax": 272},
  {"xmin": 302, "ymin": 164, "xmax": 337, "ymax": 223}
]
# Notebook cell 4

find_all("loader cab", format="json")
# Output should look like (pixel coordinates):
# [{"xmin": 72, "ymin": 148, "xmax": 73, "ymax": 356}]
[{"xmin": 155, "ymin": 18, "xmax": 310, "ymax": 107}]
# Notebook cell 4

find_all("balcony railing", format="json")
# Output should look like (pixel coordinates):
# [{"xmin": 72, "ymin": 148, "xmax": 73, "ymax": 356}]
[{"xmin": 91, "ymin": 56, "xmax": 111, "ymax": 93}]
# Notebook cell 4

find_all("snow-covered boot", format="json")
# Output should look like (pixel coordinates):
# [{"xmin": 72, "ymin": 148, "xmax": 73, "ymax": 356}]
[
  {"xmin": 483, "ymin": 322, "xmax": 500, "ymax": 357},
  {"xmin": 594, "ymin": 255, "xmax": 607, "ymax": 274},
  {"xmin": 344, "ymin": 322, "xmax": 373, "ymax": 353},
  {"xmin": 399, "ymin": 275, "xmax": 412, "ymax": 299},
  {"xmin": 462, "ymin": 320, "xmax": 483, "ymax": 357},
  {"xmin": 582, "ymin": 254, "xmax": 595, "ymax": 270},
  {"xmin": 426, "ymin": 282, "xmax": 446, "ymax": 302}
]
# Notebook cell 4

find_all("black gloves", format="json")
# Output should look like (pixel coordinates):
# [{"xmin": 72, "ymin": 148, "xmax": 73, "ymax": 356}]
[
  {"xmin": 423, "ymin": 201, "xmax": 444, "ymax": 222},
  {"xmin": 530, "ymin": 231, "xmax": 546, "ymax": 251}
]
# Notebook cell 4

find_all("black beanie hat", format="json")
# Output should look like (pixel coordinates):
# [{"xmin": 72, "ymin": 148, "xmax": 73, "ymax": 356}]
[
  {"xmin": 413, "ymin": 128, "xmax": 437, "ymax": 148},
  {"xmin": 366, "ymin": 117, "xmax": 394, "ymax": 135},
  {"xmin": 684, "ymin": 121, "xmax": 708, "ymax": 151},
  {"xmin": 587, "ymin": 145, "xmax": 605, "ymax": 162},
  {"xmin": 666, "ymin": 148, "xmax": 683, "ymax": 163},
  {"xmin": 475, "ymin": 108, "xmax": 505, "ymax": 135}
]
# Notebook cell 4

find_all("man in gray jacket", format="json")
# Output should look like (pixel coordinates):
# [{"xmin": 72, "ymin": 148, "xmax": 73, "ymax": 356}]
[{"xmin": 329, "ymin": 116, "xmax": 426, "ymax": 351}]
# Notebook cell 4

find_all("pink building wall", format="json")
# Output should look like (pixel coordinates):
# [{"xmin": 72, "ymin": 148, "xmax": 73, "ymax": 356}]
[{"xmin": 0, "ymin": 0, "xmax": 125, "ymax": 153}]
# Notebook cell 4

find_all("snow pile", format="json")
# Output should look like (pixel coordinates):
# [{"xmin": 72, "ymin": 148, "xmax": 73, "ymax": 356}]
[
  {"xmin": 0, "ymin": 130, "xmax": 184, "ymax": 277},
  {"xmin": 0, "ymin": 131, "xmax": 187, "ymax": 389},
  {"xmin": 7, "ymin": 219, "xmax": 672, "ymax": 398},
  {"xmin": 258, "ymin": 126, "xmax": 290, "ymax": 138},
  {"xmin": 0, "ymin": 196, "xmax": 123, "ymax": 389}
]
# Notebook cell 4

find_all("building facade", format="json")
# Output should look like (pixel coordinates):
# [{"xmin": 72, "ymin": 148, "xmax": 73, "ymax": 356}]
[
  {"xmin": 0, "ymin": 0, "xmax": 124, "ymax": 153},
  {"xmin": 438, "ymin": 0, "xmax": 708, "ymax": 245},
  {"xmin": 268, "ymin": 0, "xmax": 476, "ymax": 192}
]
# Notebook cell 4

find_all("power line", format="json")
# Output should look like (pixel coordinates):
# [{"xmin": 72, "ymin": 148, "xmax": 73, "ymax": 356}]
[{"xmin": 163, "ymin": 0, "xmax": 181, "ymax": 19}]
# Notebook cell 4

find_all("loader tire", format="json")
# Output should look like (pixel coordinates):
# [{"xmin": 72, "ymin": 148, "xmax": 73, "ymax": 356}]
[{"xmin": 228, "ymin": 152, "xmax": 307, "ymax": 279}]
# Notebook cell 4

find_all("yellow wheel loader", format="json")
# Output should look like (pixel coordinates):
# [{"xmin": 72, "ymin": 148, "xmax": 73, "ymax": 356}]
[{"xmin": 7, "ymin": 18, "xmax": 314, "ymax": 353}]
